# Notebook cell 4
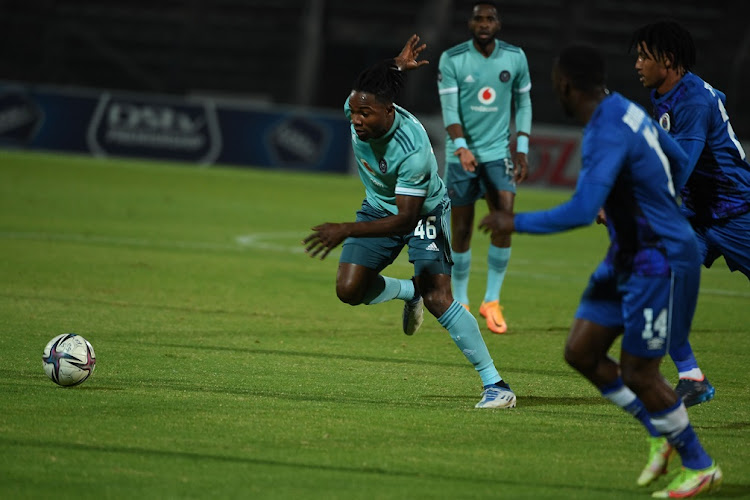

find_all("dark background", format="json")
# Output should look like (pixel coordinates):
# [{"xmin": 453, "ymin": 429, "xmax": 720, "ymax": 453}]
[{"xmin": 2, "ymin": 0, "xmax": 748, "ymax": 137}]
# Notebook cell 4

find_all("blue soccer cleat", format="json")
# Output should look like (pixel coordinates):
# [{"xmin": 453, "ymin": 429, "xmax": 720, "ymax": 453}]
[{"xmin": 675, "ymin": 377, "xmax": 715, "ymax": 408}]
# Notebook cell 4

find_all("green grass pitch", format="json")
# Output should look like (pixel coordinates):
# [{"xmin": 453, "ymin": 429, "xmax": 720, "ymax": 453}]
[{"xmin": 0, "ymin": 150, "xmax": 748, "ymax": 499}]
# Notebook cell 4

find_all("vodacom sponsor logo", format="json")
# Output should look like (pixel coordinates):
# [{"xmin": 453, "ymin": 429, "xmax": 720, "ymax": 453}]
[{"xmin": 477, "ymin": 87, "xmax": 496, "ymax": 105}]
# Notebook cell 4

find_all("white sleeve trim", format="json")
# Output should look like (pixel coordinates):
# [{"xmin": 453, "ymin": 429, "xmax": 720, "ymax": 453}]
[
  {"xmin": 395, "ymin": 186, "xmax": 428, "ymax": 197},
  {"xmin": 515, "ymin": 83, "xmax": 532, "ymax": 94},
  {"xmin": 438, "ymin": 87, "xmax": 459, "ymax": 95}
]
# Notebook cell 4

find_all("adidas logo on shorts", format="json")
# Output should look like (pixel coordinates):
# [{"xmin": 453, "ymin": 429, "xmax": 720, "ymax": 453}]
[{"xmin": 426, "ymin": 242, "xmax": 439, "ymax": 252}]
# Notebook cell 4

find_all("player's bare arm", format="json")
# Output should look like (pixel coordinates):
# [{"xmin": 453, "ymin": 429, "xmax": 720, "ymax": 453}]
[
  {"xmin": 304, "ymin": 195, "xmax": 425, "ymax": 260},
  {"xmin": 513, "ymin": 133, "xmax": 530, "ymax": 184},
  {"xmin": 446, "ymin": 123, "xmax": 478, "ymax": 173},
  {"xmin": 394, "ymin": 34, "xmax": 429, "ymax": 72}
]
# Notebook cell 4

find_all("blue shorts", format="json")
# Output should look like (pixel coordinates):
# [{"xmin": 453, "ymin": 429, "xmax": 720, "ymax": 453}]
[
  {"xmin": 444, "ymin": 158, "xmax": 516, "ymax": 206},
  {"xmin": 339, "ymin": 197, "xmax": 453, "ymax": 276},
  {"xmin": 693, "ymin": 210, "xmax": 750, "ymax": 279},
  {"xmin": 574, "ymin": 261, "xmax": 700, "ymax": 358}
]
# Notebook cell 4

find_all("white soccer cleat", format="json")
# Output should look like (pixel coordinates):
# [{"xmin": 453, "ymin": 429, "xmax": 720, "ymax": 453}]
[
  {"xmin": 475, "ymin": 384, "xmax": 516, "ymax": 409},
  {"xmin": 402, "ymin": 296, "xmax": 424, "ymax": 335}
]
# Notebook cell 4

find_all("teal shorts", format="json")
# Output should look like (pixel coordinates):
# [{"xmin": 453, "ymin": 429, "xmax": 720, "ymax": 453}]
[
  {"xmin": 340, "ymin": 196, "xmax": 453, "ymax": 276},
  {"xmin": 445, "ymin": 158, "xmax": 516, "ymax": 206}
]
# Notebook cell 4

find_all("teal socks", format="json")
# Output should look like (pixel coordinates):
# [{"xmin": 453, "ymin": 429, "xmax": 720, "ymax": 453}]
[
  {"xmin": 484, "ymin": 245, "xmax": 511, "ymax": 303},
  {"xmin": 438, "ymin": 301, "xmax": 501, "ymax": 386},
  {"xmin": 451, "ymin": 249, "xmax": 471, "ymax": 305},
  {"xmin": 362, "ymin": 276, "xmax": 415, "ymax": 305}
]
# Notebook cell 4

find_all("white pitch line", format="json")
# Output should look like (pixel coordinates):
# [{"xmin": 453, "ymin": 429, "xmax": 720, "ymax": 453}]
[
  {"xmin": 698, "ymin": 287, "xmax": 750, "ymax": 298},
  {"xmin": 0, "ymin": 231, "xmax": 307, "ymax": 254},
  {"xmin": 235, "ymin": 233, "xmax": 307, "ymax": 253},
  {"xmin": 1, "ymin": 231, "xmax": 748, "ymax": 298}
]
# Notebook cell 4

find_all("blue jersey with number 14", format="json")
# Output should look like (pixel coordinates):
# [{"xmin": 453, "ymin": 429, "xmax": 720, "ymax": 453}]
[{"xmin": 514, "ymin": 93, "xmax": 700, "ymax": 275}]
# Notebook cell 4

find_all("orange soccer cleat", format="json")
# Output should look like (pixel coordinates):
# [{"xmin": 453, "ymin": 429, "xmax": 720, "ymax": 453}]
[{"xmin": 479, "ymin": 300, "xmax": 507, "ymax": 334}]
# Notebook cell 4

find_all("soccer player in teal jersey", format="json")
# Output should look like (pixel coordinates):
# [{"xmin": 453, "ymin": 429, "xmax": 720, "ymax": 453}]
[
  {"xmin": 631, "ymin": 21, "xmax": 750, "ymax": 409},
  {"xmin": 480, "ymin": 45, "xmax": 722, "ymax": 498},
  {"xmin": 437, "ymin": 1, "xmax": 532, "ymax": 334},
  {"xmin": 304, "ymin": 35, "xmax": 516, "ymax": 409}
]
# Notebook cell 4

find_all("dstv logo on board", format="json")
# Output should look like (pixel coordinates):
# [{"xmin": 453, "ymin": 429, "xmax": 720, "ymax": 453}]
[
  {"xmin": 87, "ymin": 93, "xmax": 221, "ymax": 163},
  {"xmin": 105, "ymin": 102, "xmax": 204, "ymax": 133},
  {"xmin": 267, "ymin": 116, "xmax": 328, "ymax": 168}
]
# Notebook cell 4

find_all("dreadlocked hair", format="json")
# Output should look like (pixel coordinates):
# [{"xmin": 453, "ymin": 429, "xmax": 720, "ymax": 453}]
[
  {"xmin": 352, "ymin": 59, "xmax": 405, "ymax": 104},
  {"xmin": 630, "ymin": 21, "xmax": 696, "ymax": 72}
]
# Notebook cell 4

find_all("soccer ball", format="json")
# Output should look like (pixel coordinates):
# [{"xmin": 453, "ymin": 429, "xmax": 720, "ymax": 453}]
[{"xmin": 42, "ymin": 334, "xmax": 96, "ymax": 386}]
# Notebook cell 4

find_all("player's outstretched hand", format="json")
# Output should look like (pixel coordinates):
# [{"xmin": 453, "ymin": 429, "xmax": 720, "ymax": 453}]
[
  {"xmin": 394, "ymin": 34, "xmax": 429, "ymax": 72},
  {"xmin": 303, "ymin": 223, "xmax": 349, "ymax": 260},
  {"xmin": 478, "ymin": 211, "xmax": 515, "ymax": 235}
]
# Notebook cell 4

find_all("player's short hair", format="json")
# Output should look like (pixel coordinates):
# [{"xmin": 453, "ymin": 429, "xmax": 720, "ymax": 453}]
[
  {"xmin": 473, "ymin": 1, "xmax": 499, "ymax": 11},
  {"xmin": 630, "ymin": 21, "xmax": 696, "ymax": 72},
  {"xmin": 556, "ymin": 45, "xmax": 607, "ymax": 92},
  {"xmin": 352, "ymin": 59, "xmax": 405, "ymax": 105}
]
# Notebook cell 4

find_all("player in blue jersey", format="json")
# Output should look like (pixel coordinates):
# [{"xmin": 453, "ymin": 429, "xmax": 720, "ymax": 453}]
[
  {"xmin": 479, "ymin": 45, "xmax": 722, "ymax": 497},
  {"xmin": 437, "ymin": 1, "xmax": 532, "ymax": 334},
  {"xmin": 631, "ymin": 21, "xmax": 750, "ymax": 409},
  {"xmin": 303, "ymin": 35, "xmax": 516, "ymax": 409}
]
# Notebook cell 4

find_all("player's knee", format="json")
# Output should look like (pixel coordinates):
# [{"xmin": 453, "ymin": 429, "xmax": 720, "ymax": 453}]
[
  {"xmin": 620, "ymin": 363, "xmax": 653, "ymax": 393},
  {"xmin": 620, "ymin": 368, "xmax": 642, "ymax": 393},
  {"xmin": 335, "ymin": 281, "xmax": 365, "ymax": 306},
  {"xmin": 563, "ymin": 342, "xmax": 592, "ymax": 373},
  {"xmin": 452, "ymin": 224, "xmax": 472, "ymax": 247},
  {"xmin": 455, "ymin": 223, "xmax": 472, "ymax": 238},
  {"xmin": 422, "ymin": 289, "xmax": 452, "ymax": 317},
  {"xmin": 490, "ymin": 233, "xmax": 511, "ymax": 247}
]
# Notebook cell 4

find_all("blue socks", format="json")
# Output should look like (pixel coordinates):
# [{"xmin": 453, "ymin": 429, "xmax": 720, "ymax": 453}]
[
  {"xmin": 362, "ymin": 276, "xmax": 415, "ymax": 305},
  {"xmin": 484, "ymin": 245, "xmax": 511, "ymax": 303},
  {"xmin": 650, "ymin": 401, "xmax": 713, "ymax": 470},
  {"xmin": 670, "ymin": 340, "xmax": 703, "ymax": 379},
  {"xmin": 601, "ymin": 378, "xmax": 660, "ymax": 437},
  {"xmin": 601, "ymin": 378, "xmax": 713, "ymax": 470},
  {"xmin": 451, "ymin": 250, "xmax": 471, "ymax": 305},
  {"xmin": 438, "ymin": 301, "xmax": 501, "ymax": 386}
]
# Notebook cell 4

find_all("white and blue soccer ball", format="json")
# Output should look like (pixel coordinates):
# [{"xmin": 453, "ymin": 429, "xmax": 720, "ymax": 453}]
[{"xmin": 42, "ymin": 334, "xmax": 96, "ymax": 386}]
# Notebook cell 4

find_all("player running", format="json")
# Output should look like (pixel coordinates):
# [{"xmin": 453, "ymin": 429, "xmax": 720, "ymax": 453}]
[
  {"xmin": 480, "ymin": 44, "xmax": 722, "ymax": 498},
  {"xmin": 304, "ymin": 35, "xmax": 516, "ymax": 409}
]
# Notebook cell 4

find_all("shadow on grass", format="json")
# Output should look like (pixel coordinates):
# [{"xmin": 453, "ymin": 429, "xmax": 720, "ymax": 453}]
[
  {"xmin": 2, "ymin": 376, "xmax": 614, "ymax": 414},
  {"xmin": 123, "ymin": 340, "xmax": 578, "ymax": 379},
  {"xmin": 716, "ymin": 483, "xmax": 750, "ymax": 498},
  {"xmin": 511, "ymin": 395, "xmax": 608, "ymax": 407},
  {"xmin": 0, "ymin": 436, "xmax": 649, "ymax": 497}
]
